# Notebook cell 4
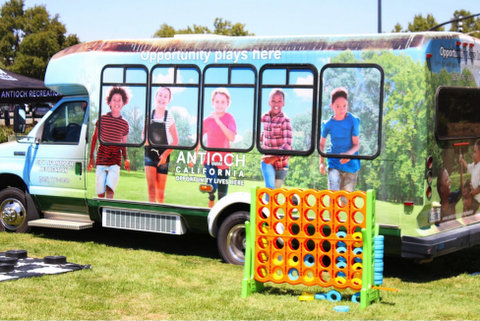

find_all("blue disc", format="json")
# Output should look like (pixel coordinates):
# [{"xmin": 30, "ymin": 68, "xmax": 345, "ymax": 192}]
[
  {"xmin": 351, "ymin": 292, "xmax": 361, "ymax": 303},
  {"xmin": 315, "ymin": 293, "xmax": 326, "ymax": 300},
  {"xmin": 327, "ymin": 290, "xmax": 342, "ymax": 302},
  {"xmin": 304, "ymin": 254, "xmax": 315, "ymax": 267},
  {"xmin": 288, "ymin": 268, "xmax": 299, "ymax": 281},
  {"xmin": 333, "ymin": 305, "xmax": 350, "ymax": 312},
  {"xmin": 353, "ymin": 247, "xmax": 363, "ymax": 255},
  {"xmin": 336, "ymin": 231, "xmax": 347, "ymax": 238}
]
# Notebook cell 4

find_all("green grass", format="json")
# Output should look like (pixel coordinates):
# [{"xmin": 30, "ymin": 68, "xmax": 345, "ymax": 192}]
[
  {"xmin": 1, "ymin": 228, "xmax": 480, "ymax": 320},
  {"xmin": 89, "ymin": 170, "xmax": 269, "ymax": 207}
]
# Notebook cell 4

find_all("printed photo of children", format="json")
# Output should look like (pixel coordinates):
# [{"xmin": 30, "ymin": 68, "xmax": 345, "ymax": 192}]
[
  {"xmin": 437, "ymin": 167, "xmax": 462, "ymax": 221},
  {"xmin": 145, "ymin": 86, "xmax": 179, "ymax": 203},
  {"xmin": 459, "ymin": 139, "xmax": 480, "ymax": 215},
  {"xmin": 88, "ymin": 86, "xmax": 130, "ymax": 199},
  {"xmin": 319, "ymin": 87, "xmax": 360, "ymax": 195},
  {"xmin": 260, "ymin": 88, "xmax": 292, "ymax": 189},
  {"xmin": 197, "ymin": 87, "xmax": 237, "ymax": 208}
]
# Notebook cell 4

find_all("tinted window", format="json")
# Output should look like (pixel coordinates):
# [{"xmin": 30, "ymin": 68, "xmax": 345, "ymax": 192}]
[
  {"xmin": 436, "ymin": 87, "xmax": 480, "ymax": 140},
  {"xmin": 42, "ymin": 101, "xmax": 86, "ymax": 144}
]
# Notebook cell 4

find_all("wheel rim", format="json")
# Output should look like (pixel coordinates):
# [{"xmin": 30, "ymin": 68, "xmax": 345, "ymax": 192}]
[
  {"xmin": 0, "ymin": 197, "xmax": 27, "ymax": 231},
  {"xmin": 226, "ymin": 223, "xmax": 246, "ymax": 264}
]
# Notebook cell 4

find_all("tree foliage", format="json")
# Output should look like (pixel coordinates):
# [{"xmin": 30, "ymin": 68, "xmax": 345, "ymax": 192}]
[
  {"xmin": 0, "ymin": 0, "xmax": 79, "ymax": 79},
  {"xmin": 154, "ymin": 18, "xmax": 254, "ymax": 38},
  {"xmin": 450, "ymin": 10, "xmax": 480, "ymax": 37},
  {"xmin": 393, "ymin": 10, "xmax": 480, "ymax": 37},
  {"xmin": 393, "ymin": 13, "xmax": 443, "ymax": 32}
]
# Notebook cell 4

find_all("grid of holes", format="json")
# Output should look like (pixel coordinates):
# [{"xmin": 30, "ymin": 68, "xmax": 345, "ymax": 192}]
[{"xmin": 254, "ymin": 188, "xmax": 366, "ymax": 290}]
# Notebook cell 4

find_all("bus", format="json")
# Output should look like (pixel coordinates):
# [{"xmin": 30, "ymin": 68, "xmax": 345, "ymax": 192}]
[{"xmin": 1, "ymin": 31, "xmax": 480, "ymax": 265}]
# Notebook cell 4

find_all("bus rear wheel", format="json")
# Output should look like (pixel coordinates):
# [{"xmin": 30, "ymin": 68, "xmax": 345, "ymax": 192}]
[
  {"xmin": 217, "ymin": 211, "xmax": 249, "ymax": 265},
  {"xmin": 0, "ymin": 187, "xmax": 30, "ymax": 233}
]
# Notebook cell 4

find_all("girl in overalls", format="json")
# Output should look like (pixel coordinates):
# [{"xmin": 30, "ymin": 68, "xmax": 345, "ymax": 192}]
[{"xmin": 145, "ymin": 86, "xmax": 179, "ymax": 203}]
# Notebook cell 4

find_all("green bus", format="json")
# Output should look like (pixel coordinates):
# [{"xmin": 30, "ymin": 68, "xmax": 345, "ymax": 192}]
[{"xmin": 1, "ymin": 31, "xmax": 480, "ymax": 265}]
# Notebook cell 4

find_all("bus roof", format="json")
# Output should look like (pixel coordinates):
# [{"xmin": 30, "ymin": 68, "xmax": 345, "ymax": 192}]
[{"xmin": 52, "ymin": 32, "xmax": 477, "ymax": 60}]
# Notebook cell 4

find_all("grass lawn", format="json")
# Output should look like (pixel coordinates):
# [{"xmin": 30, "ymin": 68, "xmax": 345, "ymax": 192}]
[
  {"xmin": 86, "ymin": 170, "xmax": 262, "ymax": 207},
  {"xmin": 1, "ymin": 228, "xmax": 480, "ymax": 320}
]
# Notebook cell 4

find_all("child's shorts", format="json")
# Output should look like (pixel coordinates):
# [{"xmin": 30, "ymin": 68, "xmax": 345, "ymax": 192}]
[{"xmin": 95, "ymin": 164, "xmax": 120, "ymax": 195}]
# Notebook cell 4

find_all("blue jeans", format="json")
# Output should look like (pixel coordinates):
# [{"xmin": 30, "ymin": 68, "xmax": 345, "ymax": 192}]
[{"xmin": 261, "ymin": 161, "xmax": 288, "ymax": 189}]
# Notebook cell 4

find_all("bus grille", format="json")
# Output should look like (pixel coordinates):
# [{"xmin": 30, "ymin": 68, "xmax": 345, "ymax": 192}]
[{"xmin": 102, "ymin": 208, "xmax": 186, "ymax": 235}]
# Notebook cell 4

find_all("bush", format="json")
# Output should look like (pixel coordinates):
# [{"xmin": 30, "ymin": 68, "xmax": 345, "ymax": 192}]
[
  {"xmin": 0, "ymin": 124, "xmax": 35, "ymax": 143},
  {"xmin": 0, "ymin": 126, "xmax": 14, "ymax": 143}
]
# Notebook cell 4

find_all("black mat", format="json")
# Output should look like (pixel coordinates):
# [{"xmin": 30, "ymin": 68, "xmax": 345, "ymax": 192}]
[{"xmin": 0, "ymin": 250, "xmax": 91, "ymax": 282}]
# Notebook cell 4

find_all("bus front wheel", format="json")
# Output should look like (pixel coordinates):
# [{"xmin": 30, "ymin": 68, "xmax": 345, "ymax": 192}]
[
  {"xmin": 0, "ymin": 187, "xmax": 31, "ymax": 233},
  {"xmin": 217, "ymin": 211, "xmax": 249, "ymax": 265}
]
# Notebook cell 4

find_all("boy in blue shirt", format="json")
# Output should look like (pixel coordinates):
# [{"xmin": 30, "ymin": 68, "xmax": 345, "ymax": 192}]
[{"xmin": 319, "ymin": 87, "xmax": 360, "ymax": 194}]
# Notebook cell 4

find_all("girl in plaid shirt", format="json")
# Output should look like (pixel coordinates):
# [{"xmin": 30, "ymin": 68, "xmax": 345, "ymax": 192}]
[{"xmin": 260, "ymin": 88, "xmax": 292, "ymax": 189}]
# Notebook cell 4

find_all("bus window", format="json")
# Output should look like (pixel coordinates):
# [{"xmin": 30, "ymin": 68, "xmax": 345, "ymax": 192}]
[
  {"xmin": 102, "ymin": 67, "xmax": 123, "ymax": 83},
  {"xmin": 261, "ymin": 69, "xmax": 286, "ymax": 85},
  {"xmin": 150, "ymin": 65, "xmax": 200, "ymax": 149},
  {"xmin": 202, "ymin": 65, "xmax": 257, "ymax": 151},
  {"xmin": 258, "ymin": 64, "xmax": 317, "ymax": 155},
  {"xmin": 319, "ymin": 64, "xmax": 383, "ymax": 159},
  {"xmin": 42, "ymin": 101, "xmax": 87, "ymax": 144},
  {"xmin": 99, "ymin": 65, "xmax": 148, "ymax": 147},
  {"xmin": 204, "ymin": 67, "xmax": 229, "ymax": 84},
  {"xmin": 435, "ymin": 87, "xmax": 480, "ymax": 140}
]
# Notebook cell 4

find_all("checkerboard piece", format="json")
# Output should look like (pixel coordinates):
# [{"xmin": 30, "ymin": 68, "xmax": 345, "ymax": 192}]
[{"xmin": 0, "ymin": 251, "xmax": 91, "ymax": 282}]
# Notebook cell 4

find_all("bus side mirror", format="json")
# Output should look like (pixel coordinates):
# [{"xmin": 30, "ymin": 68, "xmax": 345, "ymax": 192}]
[{"xmin": 13, "ymin": 105, "xmax": 26, "ymax": 133}]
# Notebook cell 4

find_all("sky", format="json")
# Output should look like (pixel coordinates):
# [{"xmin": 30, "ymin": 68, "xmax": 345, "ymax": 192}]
[{"xmin": 3, "ymin": 0, "xmax": 479, "ymax": 42}]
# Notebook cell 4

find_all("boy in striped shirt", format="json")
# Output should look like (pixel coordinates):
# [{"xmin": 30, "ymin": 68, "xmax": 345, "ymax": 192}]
[{"xmin": 88, "ymin": 86, "xmax": 130, "ymax": 198}]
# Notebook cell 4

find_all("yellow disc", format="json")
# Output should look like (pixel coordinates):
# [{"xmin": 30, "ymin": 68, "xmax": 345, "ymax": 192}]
[
  {"xmin": 335, "ymin": 277, "xmax": 347, "ymax": 285},
  {"xmin": 352, "ymin": 262, "xmax": 363, "ymax": 271},
  {"xmin": 352, "ymin": 232, "xmax": 363, "ymax": 241},
  {"xmin": 299, "ymin": 294, "xmax": 315, "ymax": 301}
]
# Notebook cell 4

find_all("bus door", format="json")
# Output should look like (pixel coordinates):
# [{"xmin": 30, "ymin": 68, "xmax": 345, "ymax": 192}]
[{"xmin": 28, "ymin": 99, "xmax": 89, "ymax": 214}]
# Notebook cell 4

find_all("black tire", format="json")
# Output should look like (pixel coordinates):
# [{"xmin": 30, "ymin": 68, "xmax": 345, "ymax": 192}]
[
  {"xmin": 0, "ymin": 257, "xmax": 18, "ymax": 265},
  {"xmin": 5, "ymin": 249, "xmax": 27, "ymax": 259},
  {"xmin": 0, "ymin": 187, "xmax": 32, "ymax": 233},
  {"xmin": 0, "ymin": 263, "xmax": 14, "ymax": 273},
  {"xmin": 217, "ymin": 211, "xmax": 249, "ymax": 265},
  {"xmin": 43, "ymin": 256, "xmax": 67, "ymax": 264}
]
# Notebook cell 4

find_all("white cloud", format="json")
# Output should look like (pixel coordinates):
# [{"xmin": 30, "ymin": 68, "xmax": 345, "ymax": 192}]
[
  {"xmin": 152, "ymin": 69, "xmax": 185, "ymax": 95},
  {"xmin": 170, "ymin": 105, "xmax": 197, "ymax": 125},
  {"xmin": 294, "ymin": 74, "xmax": 314, "ymax": 101}
]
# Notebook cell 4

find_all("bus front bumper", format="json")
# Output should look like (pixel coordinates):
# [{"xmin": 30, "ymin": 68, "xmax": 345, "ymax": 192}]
[{"xmin": 401, "ymin": 222, "xmax": 480, "ymax": 259}]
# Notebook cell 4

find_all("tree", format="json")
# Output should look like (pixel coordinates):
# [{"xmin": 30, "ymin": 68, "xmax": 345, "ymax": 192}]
[
  {"xmin": 154, "ymin": 23, "xmax": 177, "ymax": 38},
  {"xmin": 393, "ymin": 10, "xmax": 480, "ymax": 37},
  {"xmin": 450, "ymin": 10, "xmax": 480, "ymax": 38},
  {"xmin": 392, "ymin": 23, "xmax": 402, "ymax": 33},
  {"xmin": 393, "ymin": 13, "xmax": 443, "ymax": 32},
  {"xmin": 212, "ymin": 18, "xmax": 252, "ymax": 36},
  {"xmin": 154, "ymin": 18, "xmax": 254, "ymax": 38},
  {"xmin": 0, "ymin": 0, "xmax": 79, "ymax": 79}
]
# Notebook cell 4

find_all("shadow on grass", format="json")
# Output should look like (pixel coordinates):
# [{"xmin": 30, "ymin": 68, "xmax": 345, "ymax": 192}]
[
  {"xmin": 384, "ymin": 245, "xmax": 480, "ymax": 282},
  {"xmin": 30, "ymin": 226, "xmax": 220, "ymax": 261},
  {"xmin": 29, "ymin": 227, "xmax": 480, "ymax": 281}
]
